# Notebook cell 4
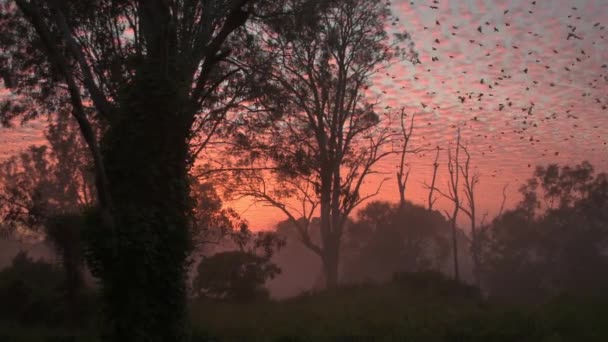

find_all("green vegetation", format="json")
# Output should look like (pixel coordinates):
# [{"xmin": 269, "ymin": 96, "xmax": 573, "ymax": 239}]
[
  {"xmin": 1, "ymin": 267, "xmax": 607, "ymax": 341},
  {"xmin": 189, "ymin": 273, "xmax": 608, "ymax": 341},
  {"xmin": 0, "ymin": 0, "xmax": 606, "ymax": 341}
]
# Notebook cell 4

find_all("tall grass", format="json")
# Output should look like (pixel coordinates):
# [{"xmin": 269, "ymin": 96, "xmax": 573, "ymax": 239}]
[
  {"xmin": 189, "ymin": 272, "xmax": 608, "ymax": 341},
  {"xmin": 2, "ymin": 272, "xmax": 607, "ymax": 341}
]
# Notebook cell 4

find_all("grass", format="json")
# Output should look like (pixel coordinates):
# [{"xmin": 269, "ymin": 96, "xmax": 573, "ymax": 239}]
[
  {"xmin": 189, "ymin": 274, "xmax": 608, "ymax": 342},
  {"xmin": 2, "ymin": 273, "xmax": 607, "ymax": 341},
  {"xmin": 0, "ymin": 321, "xmax": 99, "ymax": 342}
]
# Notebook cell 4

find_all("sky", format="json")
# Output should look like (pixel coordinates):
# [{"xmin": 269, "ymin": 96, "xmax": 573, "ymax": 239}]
[
  {"xmin": 0, "ymin": 0, "xmax": 606, "ymax": 230},
  {"xmin": 234, "ymin": 0, "xmax": 608, "ymax": 229}
]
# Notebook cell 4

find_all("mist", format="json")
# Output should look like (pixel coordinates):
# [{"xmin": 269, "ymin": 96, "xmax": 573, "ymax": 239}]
[{"xmin": 0, "ymin": 0, "xmax": 607, "ymax": 340}]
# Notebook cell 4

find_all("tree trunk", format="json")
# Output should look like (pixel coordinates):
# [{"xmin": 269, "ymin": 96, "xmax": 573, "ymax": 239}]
[
  {"xmin": 46, "ymin": 215, "xmax": 86, "ymax": 328},
  {"xmin": 471, "ymin": 217, "xmax": 481, "ymax": 289},
  {"xmin": 318, "ymin": 169, "xmax": 341, "ymax": 290},
  {"xmin": 63, "ymin": 235, "xmax": 84, "ymax": 328},
  {"xmin": 322, "ymin": 236, "xmax": 340, "ymax": 289},
  {"xmin": 90, "ymin": 63, "xmax": 191, "ymax": 342},
  {"xmin": 451, "ymin": 216, "xmax": 460, "ymax": 282}
]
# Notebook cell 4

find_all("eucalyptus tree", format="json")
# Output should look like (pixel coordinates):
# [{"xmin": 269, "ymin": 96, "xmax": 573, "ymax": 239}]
[
  {"xmin": 482, "ymin": 162, "xmax": 608, "ymax": 298},
  {"xmin": 0, "ymin": 114, "xmax": 94, "ymax": 326},
  {"xmin": 0, "ymin": 1, "xmax": 276, "ymax": 340},
  {"xmin": 226, "ymin": 0, "xmax": 419, "ymax": 288},
  {"xmin": 0, "ymin": 115, "xmax": 93, "ymax": 234}
]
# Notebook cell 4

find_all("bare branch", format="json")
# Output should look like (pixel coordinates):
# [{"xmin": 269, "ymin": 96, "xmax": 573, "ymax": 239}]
[
  {"xmin": 16, "ymin": 0, "xmax": 115, "ymax": 234},
  {"xmin": 427, "ymin": 146, "xmax": 440, "ymax": 211},
  {"xmin": 48, "ymin": 0, "xmax": 115, "ymax": 120}
]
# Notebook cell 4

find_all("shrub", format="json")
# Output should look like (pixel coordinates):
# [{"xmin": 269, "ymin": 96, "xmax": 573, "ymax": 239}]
[{"xmin": 193, "ymin": 251, "xmax": 280, "ymax": 302}]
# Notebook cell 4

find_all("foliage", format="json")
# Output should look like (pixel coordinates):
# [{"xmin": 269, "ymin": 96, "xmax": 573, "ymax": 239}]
[
  {"xmin": 0, "ymin": 0, "xmax": 275, "ymax": 339},
  {"xmin": 482, "ymin": 162, "xmax": 608, "ymax": 299},
  {"xmin": 0, "ymin": 251, "xmax": 97, "ymax": 329},
  {"xmin": 342, "ymin": 201, "xmax": 451, "ymax": 283},
  {"xmin": 193, "ymin": 251, "xmax": 280, "ymax": 302},
  {"xmin": 189, "ymin": 273, "xmax": 608, "ymax": 341},
  {"xmin": 0, "ymin": 251, "xmax": 63, "ymax": 326},
  {"xmin": 192, "ymin": 225, "xmax": 284, "ymax": 302},
  {"xmin": 2, "ymin": 259, "xmax": 608, "ymax": 341},
  {"xmin": 0, "ymin": 114, "xmax": 95, "ymax": 328},
  {"xmin": 0, "ymin": 114, "xmax": 95, "ymax": 326},
  {"xmin": 188, "ymin": 178, "xmax": 247, "ymax": 252},
  {"xmin": 46, "ymin": 214, "xmax": 89, "ymax": 326},
  {"xmin": 392, "ymin": 270, "xmax": 480, "ymax": 300},
  {"xmin": 0, "ymin": 115, "xmax": 93, "ymax": 236},
  {"xmin": 227, "ymin": 0, "xmax": 419, "ymax": 289}
]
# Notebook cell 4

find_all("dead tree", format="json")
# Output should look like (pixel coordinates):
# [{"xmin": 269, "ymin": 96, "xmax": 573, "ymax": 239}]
[
  {"xmin": 434, "ymin": 135, "xmax": 509, "ymax": 288},
  {"xmin": 442, "ymin": 129, "xmax": 462, "ymax": 282},
  {"xmin": 427, "ymin": 147, "xmax": 441, "ymax": 211},
  {"xmin": 396, "ymin": 109, "xmax": 435, "ymax": 209},
  {"xmin": 458, "ymin": 143, "xmax": 481, "ymax": 288},
  {"xmin": 396, "ymin": 110, "xmax": 415, "ymax": 208}
]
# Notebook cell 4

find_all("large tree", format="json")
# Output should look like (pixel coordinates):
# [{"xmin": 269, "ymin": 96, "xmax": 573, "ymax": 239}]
[
  {"xmin": 0, "ymin": 114, "xmax": 94, "ymax": 326},
  {"xmin": 481, "ymin": 162, "xmax": 608, "ymax": 299},
  {"xmin": 342, "ymin": 200, "xmax": 450, "ymax": 284},
  {"xmin": 0, "ymin": 115, "xmax": 93, "ymax": 227},
  {"xmin": 0, "ymin": 1, "xmax": 272, "ymax": 340},
  {"xmin": 225, "ymin": 0, "xmax": 418, "ymax": 288}
]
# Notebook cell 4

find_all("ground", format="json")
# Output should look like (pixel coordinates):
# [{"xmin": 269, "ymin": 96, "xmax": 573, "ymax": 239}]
[{"xmin": 2, "ymin": 274, "xmax": 607, "ymax": 341}]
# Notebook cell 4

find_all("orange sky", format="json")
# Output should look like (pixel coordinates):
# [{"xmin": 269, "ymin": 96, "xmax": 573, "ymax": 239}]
[
  {"xmin": 1, "ymin": 0, "xmax": 607, "ymax": 231},
  {"xmin": 230, "ymin": 0, "xmax": 608, "ymax": 230}
]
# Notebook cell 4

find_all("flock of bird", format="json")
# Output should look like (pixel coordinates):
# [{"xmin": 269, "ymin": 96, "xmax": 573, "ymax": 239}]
[
  {"xmin": 379, "ymin": 0, "xmax": 607, "ymax": 186},
  {"xmin": 0, "ymin": 1, "xmax": 606, "ymax": 187}
]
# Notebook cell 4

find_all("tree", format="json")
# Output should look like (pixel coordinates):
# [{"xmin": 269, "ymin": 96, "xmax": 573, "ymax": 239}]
[
  {"xmin": 226, "ymin": 0, "xmax": 419, "ymax": 289},
  {"xmin": 0, "ymin": 115, "xmax": 93, "ymax": 326},
  {"xmin": 45, "ymin": 213, "xmax": 88, "ymax": 327},
  {"xmin": 394, "ymin": 110, "xmax": 434, "ymax": 208},
  {"xmin": 482, "ymin": 162, "xmax": 608, "ymax": 299},
  {"xmin": 0, "ymin": 115, "xmax": 93, "ymax": 235},
  {"xmin": 441, "ymin": 129, "xmax": 463, "ymax": 282},
  {"xmin": 188, "ymin": 177, "xmax": 246, "ymax": 252},
  {"xmin": 269, "ymin": 218, "xmax": 324, "ymax": 297},
  {"xmin": 456, "ymin": 142, "xmax": 482, "ymax": 288},
  {"xmin": 342, "ymin": 200, "xmax": 450, "ymax": 284},
  {"xmin": 0, "ymin": 1, "xmax": 269, "ymax": 340},
  {"xmin": 427, "ymin": 147, "xmax": 441, "ymax": 211},
  {"xmin": 425, "ymin": 133, "xmax": 499, "ymax": 288},
  {"xmin": 396, "ymin": 110, "xmax": 414, "ymax": 208},
  {"xmin": 0, "ymin": 251, "xmax": 66, "ymax": 326},
  {"xmin": 192, "ymin": 225, "xmax": 284, "ymax": 302}
]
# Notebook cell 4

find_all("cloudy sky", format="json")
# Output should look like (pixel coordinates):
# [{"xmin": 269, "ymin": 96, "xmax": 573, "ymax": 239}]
[
  {"xmin": 1, "ymin": 0, "xmax": 606, "ymax": 230},
  {"xmin": 236, "ymin": 0, "xmax": 608, "ymax": 229}
]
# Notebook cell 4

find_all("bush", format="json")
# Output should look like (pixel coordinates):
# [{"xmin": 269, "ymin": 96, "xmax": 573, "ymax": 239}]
[
  {"xmin": 0, "ymin": 251, "xmax": 65, "ymax": 326},
  {"xmin": 0, "ymin": 251, "xmax": 98, "ymax": 328},
  {"xmin": 193, "ymin": 251, "xmax": 280, "ymax": 303},
  {"xmin": 392, "ymin": 270, "xmax": 481, "ymax": 299}
]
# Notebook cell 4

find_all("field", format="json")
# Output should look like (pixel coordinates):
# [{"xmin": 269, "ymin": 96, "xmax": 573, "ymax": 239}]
[
  {"xmin": 2, "ymin": 274, "xmax": 607, "ymax": 341},
  {"xmin": 189, "ymin": 275, "xmax": 608, "ymax": 341}
]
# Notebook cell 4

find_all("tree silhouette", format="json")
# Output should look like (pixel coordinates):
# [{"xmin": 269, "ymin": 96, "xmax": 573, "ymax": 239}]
[
  {"xmin": 0, "ymin": 1, "xmax": 269, "ymax": 340},
  {"xmin": 457, "ymin": 142, "xmax": 482, "ymax": 288},
  {"xmin": 395, "ymin": 110, "xmax": 433, "ymax": 208},
  {"xmin": 0, "ymin": 115, "xmax": 93, "ymax": 231},
  {"xmin": 442, "ymin": 129, "xmax": 462, "ymax": 282},
  {"xmin": 226, "ymin": 0, "xmax": 418, "ymax": 289},
  {"xmin": 396, "ymin": 110, "xmax": 414, "ymax": 208},
  {"xmin": 482, "ymin": 162, "xmax": 608, "ymax": 298},
  {"xmin": 426, "ymin": 147, "xmax": 441, "ymax": 212},
  {"xmin": 192, "ymin": 225, "xmax": 284, "ymax": 302},
  {"xmin": 0, "ymin": 115, "xmax": 93, "ymax": 326},
  {"xmin": 342, "ymin": 200, "xmax": 450, "ymax": 283}
]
